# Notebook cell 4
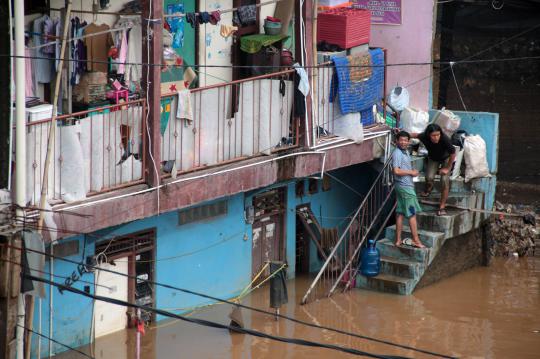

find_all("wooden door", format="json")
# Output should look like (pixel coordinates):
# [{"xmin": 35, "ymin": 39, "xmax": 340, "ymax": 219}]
[{"xmin": 251, "ymin": 188, "xmax": 285, "ymax": 280}]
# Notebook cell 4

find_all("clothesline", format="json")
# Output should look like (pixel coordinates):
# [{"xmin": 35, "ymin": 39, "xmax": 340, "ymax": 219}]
[{"xmin": 28, "ymin": 25, "xmax": 133, "ymax": 51}]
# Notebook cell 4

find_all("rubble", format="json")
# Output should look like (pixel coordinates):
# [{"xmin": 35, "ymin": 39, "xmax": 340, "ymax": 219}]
[{"xmin": 484, "ymin": 207, "xmax": 538, "ymax": 257}]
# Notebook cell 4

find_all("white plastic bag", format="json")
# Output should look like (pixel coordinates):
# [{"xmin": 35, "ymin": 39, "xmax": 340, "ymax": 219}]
[
  {"xmin": 387, "ymin": 86, "xmax": 409, "ymax": 111},
  {"xmin": 432, "ymin": 109, "xmax": 461, "ymax": 137},
  {"xmin": 463, "ymin": 135, "xmax": 490, "ymax": 182},
  {"xmin": 400, "ymin": 107, "xmax": 429, "ymax": 134},
  {"xmin": 451, "ymin": 145, "xmax": 464, "ymax": 180},
  {"xmin": 333, "ymin": 112, "xmax": 363, "ymax": 143}
]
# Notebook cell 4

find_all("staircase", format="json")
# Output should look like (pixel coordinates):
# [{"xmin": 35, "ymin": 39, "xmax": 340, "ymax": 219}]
[{"xmin": 356, "ymin": 177, "xmax": 487, "ymax": 295}]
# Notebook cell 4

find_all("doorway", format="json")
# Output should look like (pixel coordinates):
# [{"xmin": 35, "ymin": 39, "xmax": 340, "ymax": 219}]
[
  {"xmin": 93, "ymin": 228, "xmax": 156, "ymax": 338},
  {"xmin": 251, "ymin": 188, "xmax": 286, "ymax": 281}
]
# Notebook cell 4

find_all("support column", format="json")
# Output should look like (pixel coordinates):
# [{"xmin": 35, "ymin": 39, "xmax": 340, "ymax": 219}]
[
  {"xmin": 294, "ymin": 0, "xmax": 315, "ymax": 148},
  {"xmin": 0, "ymin": 234, "xmax": 22, "ymax": 359},
  {"xmin": 141, "ymin": 0, "xmax": 163, "ymax": 188}
]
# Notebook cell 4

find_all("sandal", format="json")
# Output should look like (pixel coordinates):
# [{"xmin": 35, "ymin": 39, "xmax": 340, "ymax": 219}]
[
  {"xmin": 420, "ymin": 184, "xmax": 433, "ymax": 197},
  {"xmin": 402, "ymin": 238, "xmax": 426, "ymax": 249},
  {"xmin": 437, "ymin": 208, "xmax": 447, "ymax": 216}
]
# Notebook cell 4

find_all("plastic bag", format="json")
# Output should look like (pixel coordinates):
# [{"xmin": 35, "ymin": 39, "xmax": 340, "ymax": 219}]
[
  {"xmin": 432, "ymin": 109, "xmax": 461, "ymax": 137},
  {"xmin": 387, "ymin": 86, "xmax": 409, "ymax": 111},
  {"xmin": 463, "ymin": 135, "xmax": 490, "ymax": 182},
  {"xmin": 333, "ymin": 111, "xmax": 363, "ymax": 143},
  {"xmin": 400, "ymin": 107, "xmax": 429, "ymax": 134}
]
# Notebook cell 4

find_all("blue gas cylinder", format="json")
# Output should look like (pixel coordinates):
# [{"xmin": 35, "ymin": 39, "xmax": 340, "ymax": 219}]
[{"xmin": 360, "ymin": 239, "xmax": 380, "ymax": 277}]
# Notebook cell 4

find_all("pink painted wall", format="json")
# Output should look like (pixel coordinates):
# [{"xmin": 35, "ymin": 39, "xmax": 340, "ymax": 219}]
[{"xmin": 368, "ymin": 0, "xmax": 436, "ymax": 110}]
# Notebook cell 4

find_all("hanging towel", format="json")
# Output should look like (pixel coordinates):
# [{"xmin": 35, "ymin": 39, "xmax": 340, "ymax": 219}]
[
  {"xmin": 22, "ymin": 230, "xmax": 46, "ymax": 298},
  {"xmin": 186, "ymin": 13, "xmax": 197, "ymax": 28},
  {"xmin": 240, "ymin": 34, "xmax": 289, "ymax": 54},
  {"xmin": 237, "ymin": 5, "xmax": 257, "ymax": 26},
  {"xmin": 330, "ymin": 48, "xmax": 384, "ymax": 116},
  {"xmin": 293, "ymin": 63, "xmax": 309, "ymax": 96},
  {"xmin": 220, "ymin": 24, "xmax": 238, "ymax": 38},
  {"xmin": 176, "ymin": 89, "xmax": 193, "ymax": 121}
]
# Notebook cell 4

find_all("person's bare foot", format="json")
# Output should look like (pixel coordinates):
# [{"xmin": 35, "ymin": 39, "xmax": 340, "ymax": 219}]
[
  {"xmin": 412, "ymin": 241, "xmax": 426, "ymax": 248},
  {"xmin": 395, "ymin": 239, "xmax": 402, "ymax": 247}
]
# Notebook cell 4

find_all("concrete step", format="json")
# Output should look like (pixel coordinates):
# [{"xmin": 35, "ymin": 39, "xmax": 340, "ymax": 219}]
[
  {"xmin": 380, "ymin": 256, "xmax": 424, "ymax": 279},
  {"xmin": 414, "ymin": 177, "xmax": 472, "ymax": 194},
  {"xmin": 410, "ymin": 209, "xmax": 475, "ymax": 237},
  {"xmin": 377, "ymin": 238, "xmax": 430, "ymax": 263},
  {"xmin": 385, "ymin": 225, "xmax": 445, "ymax": 248},
  {"xmin": 356, "ymin": 273, "xmax": 415, "ymax": 295},
  {"xmin": 419, "ymin": 192, "xmax": 478, "ymax": 210}
]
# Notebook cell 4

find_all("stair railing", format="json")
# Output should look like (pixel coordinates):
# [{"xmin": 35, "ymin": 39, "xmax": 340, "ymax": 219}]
[{"xmin": 301, "ymin": 148, "xmax": 395, "ymax": 304}]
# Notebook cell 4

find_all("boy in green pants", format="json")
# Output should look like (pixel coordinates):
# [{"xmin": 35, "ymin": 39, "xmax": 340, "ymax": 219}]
[{"xmin": 392, "ymin": 131, "xmax": 425, "ymax": 248}]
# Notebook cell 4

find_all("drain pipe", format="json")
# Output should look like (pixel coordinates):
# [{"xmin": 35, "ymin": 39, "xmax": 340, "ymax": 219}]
[{"xmin": 14, "ymin": 0, "xmax": 26, "ymax": 358}]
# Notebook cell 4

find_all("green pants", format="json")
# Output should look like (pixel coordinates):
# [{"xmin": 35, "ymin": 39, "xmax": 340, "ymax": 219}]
[{"xmin": 395, "ymin": 186, "xmax": 422, "ymax": 218}]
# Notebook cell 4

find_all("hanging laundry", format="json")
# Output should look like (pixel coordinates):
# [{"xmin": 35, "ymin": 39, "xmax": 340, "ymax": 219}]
[
  {"xmin": 116, "ymin": 30, "xmax": 128, "ymax": 75},
  {"xmin": 220, "ymin": 24, "xmax": 238, "ymax": 39},
  {"xmin": 186, "ymin": 13, "xmax": 197, "ymax": 29},
  {"xmin": 210, "ymin": 11, "xmax": 221, "ymax": 25},
  {"xmin": 125, "ymin": 22, "xmax": 143, "ymax": 83},
  {"xmin": 237, "ymin": 5, "xmax": 257, "ymax": 26},
  {"xmin": 293, "ymin": 63, "xmax": 310, "ymax": 96},
  {"xmin": 199, "ymin": 12, "xmax": 211, "ymax": 24},
  {"xmin": 84, "ymin": 23, "xmax": 113, "ymax": 73},
  {"xmin": 32, "ymin": 15, "xmax": 54, "ymax": 84},
  {"xmin": 166, "ymin": 4, "xmax": 185, "ymax": 49},
  {"xmin": 24, "ymin": 47, "xmax": 35, "ymax": 97},
  {"xmin": 176, "ymin": 89, "xmax": 193, "ymax": 121}
]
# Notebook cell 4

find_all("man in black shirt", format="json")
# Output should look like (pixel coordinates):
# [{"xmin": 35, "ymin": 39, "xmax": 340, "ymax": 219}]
[{"xmin": 411, "ymin": 124, "xmax": 456, "ymax": 216}]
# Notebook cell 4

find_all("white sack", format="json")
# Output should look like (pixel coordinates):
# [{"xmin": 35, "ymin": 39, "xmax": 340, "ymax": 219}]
[
  {"xmin": 464, "ymin": 135, "xmax": 490, "ymax": 182},
  {"xmin": 432, "ymin": 109, "xmax": 461, "ymax": 137},
  {"xmin": 451, "ymin": 145, "xmax": 464, "ymax": 180},
  {"xmin": 387, "ymin": 87, "xmax": 409, "ymax": 111},
  {"xmin": 333, "ymin": 111, "xmax": 363, "ymax": 143},
  {"xmin": 58, "ymin": 124, "xmax": 86, "ymax": 203},
  {"xmin": 400, "ymin": 107, "xmax": 429, "ymax": 134}
]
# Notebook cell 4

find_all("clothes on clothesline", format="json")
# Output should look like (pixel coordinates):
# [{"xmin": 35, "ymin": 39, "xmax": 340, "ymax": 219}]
[
  {"xmin": 84, "ymin": 23, "xmax": 113, "ymax": 73},
  {"xmin": 70, "ymin": 17, "xmax": 88, "ymax": 86},
  {"xmin": 220, "ymin": 24, "xmax": 238, "ymax": 38},
  {"xmin": 32, "ymin": 15, "xmax": 55, "ymax": 85},
  {"xmin": 185, "ymin": 10, "xmax": 222, "ymax": 28}
]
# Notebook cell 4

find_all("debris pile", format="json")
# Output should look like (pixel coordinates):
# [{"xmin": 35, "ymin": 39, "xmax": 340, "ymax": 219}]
[{"xmin": 485, "ymin": 202, "xmax": 538, "ymax": 257}]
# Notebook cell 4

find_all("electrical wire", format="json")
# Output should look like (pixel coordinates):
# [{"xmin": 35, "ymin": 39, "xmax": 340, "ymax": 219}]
[
  {"xmin": 3, "ymin": 53, "xmax": 540, "ymax": 69},
  {"xmin": 4, "ymin": 244, "xmax": 456, "ymax": 359},
  {"xmin": 17, "ymin": 324, "xmax": 94, "ymax": 359},
  {"xmin": 449, "ymin": 62, "xmax": 469, "ymax": 112},
  {"xmin": 23, "ymin": 273, "xmax": 412, "ymax": 359}
]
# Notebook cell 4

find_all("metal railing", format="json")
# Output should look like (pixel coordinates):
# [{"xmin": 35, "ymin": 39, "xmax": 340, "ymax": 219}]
[
  {"xmin": 24, "ymin": 99, "xmax": 146, "ymax": 205},
  {"xmin": 160, "ymin": 70, "xmax": 299, "ymax": 175},
  {"xmin": 301, "ymin": 150, "xmax": 395, "ymax": 304}
]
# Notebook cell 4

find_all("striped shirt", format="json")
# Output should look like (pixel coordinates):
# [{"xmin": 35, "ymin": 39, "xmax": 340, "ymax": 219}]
[{"xmin": 392, "ymin": 148, "xmax": 414, "ymax": 188}]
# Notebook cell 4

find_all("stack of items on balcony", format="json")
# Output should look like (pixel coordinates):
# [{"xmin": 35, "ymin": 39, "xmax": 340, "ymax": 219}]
[{"xmin": 315, "ymin": 6, "xmax": 385, "ymax": 142}]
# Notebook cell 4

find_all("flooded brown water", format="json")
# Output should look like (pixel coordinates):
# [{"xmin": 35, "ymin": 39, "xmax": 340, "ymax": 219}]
[{"xmin": 57, "ymin": 257, "xmax": 540, "ymax": 359}]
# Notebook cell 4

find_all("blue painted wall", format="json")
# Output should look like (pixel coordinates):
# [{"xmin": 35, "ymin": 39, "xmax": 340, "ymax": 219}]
[{"xmin": 32, "ymin": 162, "xmax": 377, "ymax": 357}]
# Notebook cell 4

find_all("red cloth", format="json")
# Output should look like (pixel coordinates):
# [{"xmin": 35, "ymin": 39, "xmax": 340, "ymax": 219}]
[{"xmin": 266, "ymin": 16, "xmax": 281, "ymax": 23}]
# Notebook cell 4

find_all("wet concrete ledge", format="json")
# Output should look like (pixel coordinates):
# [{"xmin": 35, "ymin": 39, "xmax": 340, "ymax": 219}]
[{"xmin": 415, "ymin": 226, "xmax": 489, "ymax": 290}]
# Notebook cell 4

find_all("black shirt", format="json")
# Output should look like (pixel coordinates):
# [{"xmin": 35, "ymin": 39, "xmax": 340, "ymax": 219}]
[{"xmin": 418, "ymin": 132, "xmax": 456, "ymax": 162}]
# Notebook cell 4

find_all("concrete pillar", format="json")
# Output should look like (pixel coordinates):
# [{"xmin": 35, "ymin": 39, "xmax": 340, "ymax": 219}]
[{"xmin": 141, "ymin": 0, "xmax": 163, "ymax": 188}]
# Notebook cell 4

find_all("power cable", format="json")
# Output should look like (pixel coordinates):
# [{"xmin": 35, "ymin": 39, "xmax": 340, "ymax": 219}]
[
  {"xmin": 2, "ymin": 53, "xmax": 540, "ymax": 69},
  {"xmin": 16, "ymin": 324, "xmax": 94, "ymax": 359},
  {"xmin": 5, "ymin": 244, "xmax": 456, "ymax": 359},
  {"xmin": 23, "ymin": 273, "xmax": 411, "ymax": 359},
  {"xmin": 403, "ymin": 22, "xmax": 540, "ymax": 92}
]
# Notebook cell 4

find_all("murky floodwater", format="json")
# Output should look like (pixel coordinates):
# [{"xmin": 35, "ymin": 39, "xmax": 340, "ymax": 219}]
[{"xmin": 56, "ymin": 257, "xmax": 540, "ymax": 359}]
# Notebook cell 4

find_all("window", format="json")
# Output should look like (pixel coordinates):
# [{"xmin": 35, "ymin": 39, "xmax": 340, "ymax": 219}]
[
  {"xmin": 295, "ymin": 180, "xmax": 305, "ymax": 198},
  {"xmin": 308, "ymin": 178, "xmax": 318, "ymax": 195},
  {"xmin": 178, "ymin": 200, "xmax": 228, "ymax": 225}
]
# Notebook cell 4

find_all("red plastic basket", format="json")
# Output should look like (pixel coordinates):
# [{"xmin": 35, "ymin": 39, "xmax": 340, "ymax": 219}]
[{"xmin": 317, "ymin": 8, "xmax": 370, "ymax": 49}]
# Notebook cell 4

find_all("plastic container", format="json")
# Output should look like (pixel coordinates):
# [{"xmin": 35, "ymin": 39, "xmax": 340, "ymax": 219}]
[
  {"xmin": 264, "ymin": 20, "xmax": 282, "ymax": 35},
  {"xmin": 317, "ymin": 8, "xmax": 370, "ymax": 49},
  {"xmin": 360, "ymin": 239, "xmax": 380, "ymax": 277}
]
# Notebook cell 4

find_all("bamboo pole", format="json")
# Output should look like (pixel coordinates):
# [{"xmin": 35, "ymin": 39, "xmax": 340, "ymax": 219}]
[{"xmin": 28, "ymin": 3, "xmax": 73, "ymax": 359}]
